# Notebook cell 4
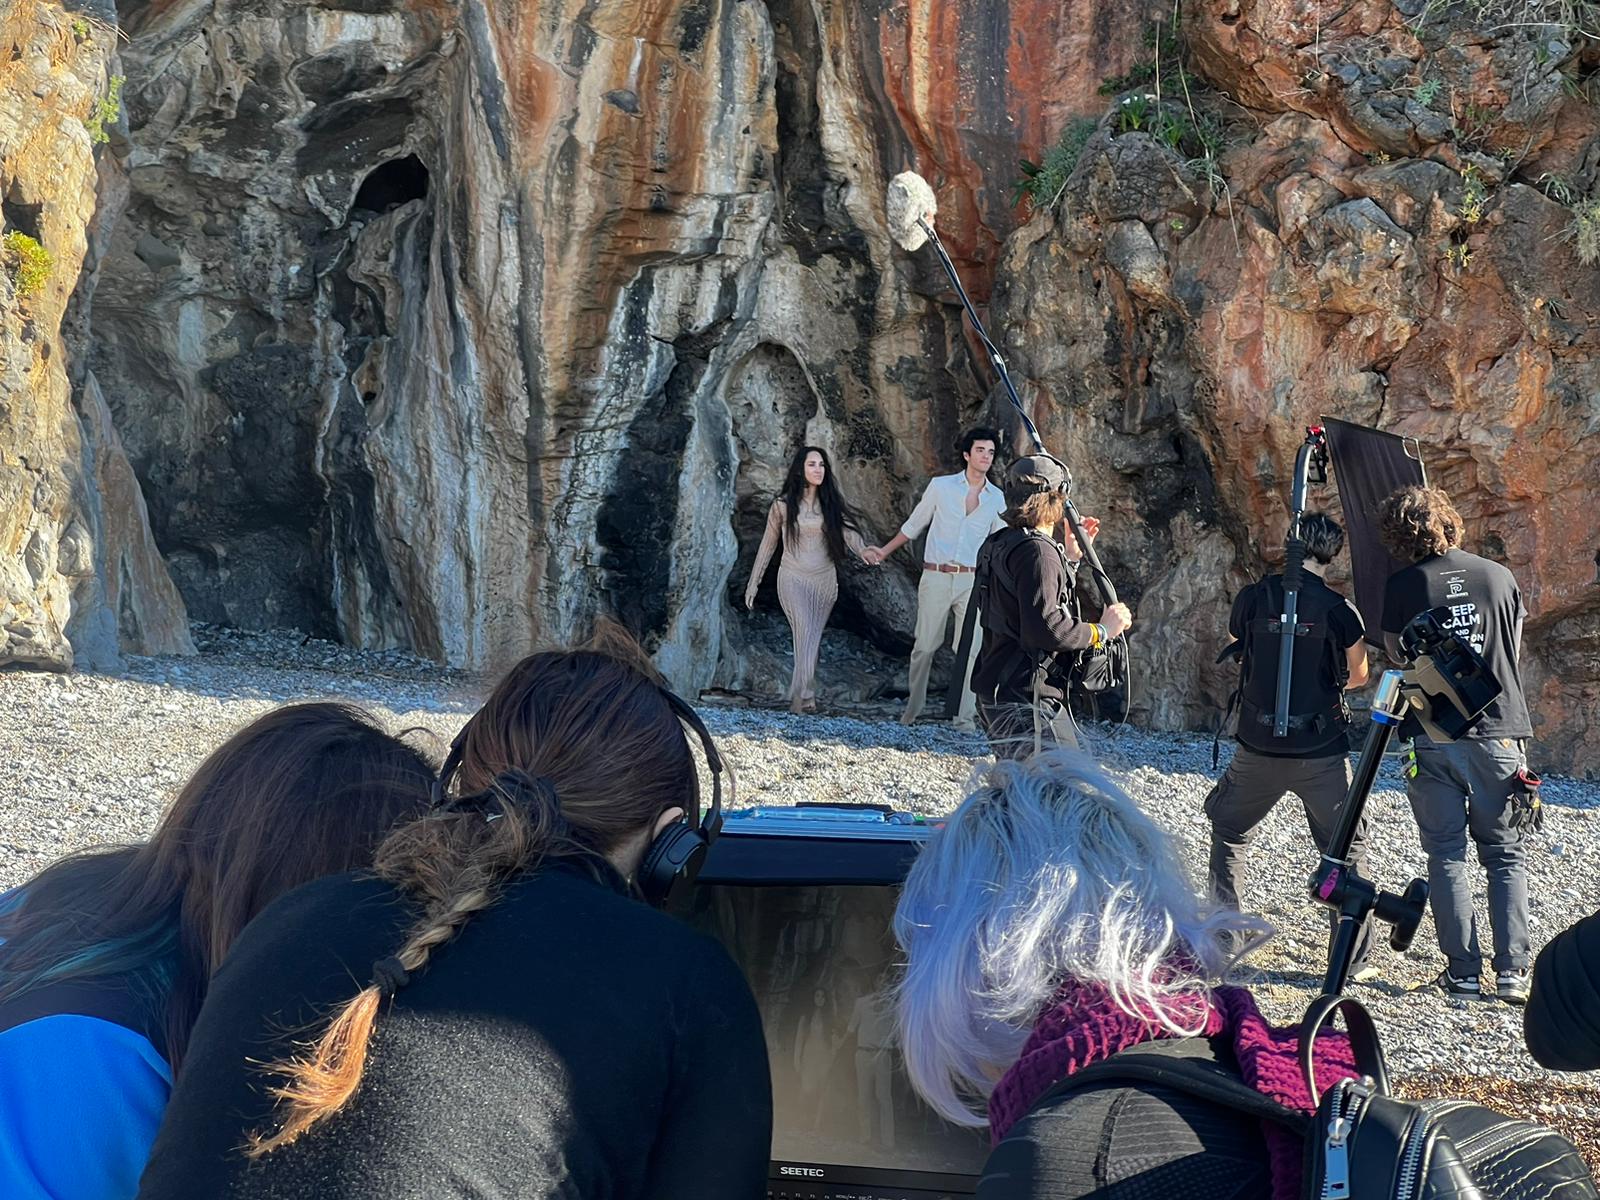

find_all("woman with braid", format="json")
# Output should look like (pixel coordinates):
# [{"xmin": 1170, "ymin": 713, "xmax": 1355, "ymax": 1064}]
[
  {"xmin": 744, "ymin": 445, "xmax": 874, "ymax": 713},
  {"xmin": 135, "ymin": 631, "xmax": 772, "ymax": 1200}
]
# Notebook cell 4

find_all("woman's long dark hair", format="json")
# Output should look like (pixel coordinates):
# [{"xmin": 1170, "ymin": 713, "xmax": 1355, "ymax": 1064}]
[
  {"xmin": 0, "ymin": 703, "xmax": 434, "ymax": 1072},
  {"xmin": 779, "ymin": 445, "xmax": 866, "ymax": 564}
]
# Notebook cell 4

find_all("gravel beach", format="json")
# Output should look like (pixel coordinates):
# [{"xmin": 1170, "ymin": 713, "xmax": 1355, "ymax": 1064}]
[{"xmin": 4, "ymin": 626, "xmax": 1598, "ymax": 1152}]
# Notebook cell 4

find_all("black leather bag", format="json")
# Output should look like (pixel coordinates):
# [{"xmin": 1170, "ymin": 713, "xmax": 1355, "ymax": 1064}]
[
  {"xmin": 1296, "ymin": 995, "xmax": 1598, "ymax": 1200},
  {"xmin": 1053, "ymin": 995, "xmax": 1597, "ymax": 1200}
]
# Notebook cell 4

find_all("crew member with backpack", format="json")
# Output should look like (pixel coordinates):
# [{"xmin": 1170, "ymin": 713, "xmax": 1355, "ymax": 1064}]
[
  {"xmin": 967, "ymin": 456, "xmax": 1132, "ymax": 758},
  {"xmin": 1206, "ymin": 512, "xmax": 1376, "ymax": 979}
]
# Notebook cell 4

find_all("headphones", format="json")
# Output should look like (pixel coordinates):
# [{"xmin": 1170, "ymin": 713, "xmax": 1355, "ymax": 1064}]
[
  {"xmin": 1006, "ymin": 453, "xmax": 1073, "ymax": 498},
  {"xmin": 431, "ymin": 685, "xmax": 725, "ymax": 909}
]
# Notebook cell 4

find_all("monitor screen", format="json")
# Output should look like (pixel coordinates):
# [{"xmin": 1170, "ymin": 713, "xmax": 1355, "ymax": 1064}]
[{"xmin": 683, "ymin": 882, "xmax": 991, "ymax": 1186}]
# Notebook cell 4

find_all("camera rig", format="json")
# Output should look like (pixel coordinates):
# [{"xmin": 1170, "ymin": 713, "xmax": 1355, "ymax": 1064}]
[{"xmin": 1307, "ymin": 607, "xmax": 1503, "ymax": 996}]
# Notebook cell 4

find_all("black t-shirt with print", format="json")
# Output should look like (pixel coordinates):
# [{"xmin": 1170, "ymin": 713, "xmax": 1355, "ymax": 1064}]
[{"xmin": 1381, "ymin": 548, "xmax": 1532, "ymax": 740}]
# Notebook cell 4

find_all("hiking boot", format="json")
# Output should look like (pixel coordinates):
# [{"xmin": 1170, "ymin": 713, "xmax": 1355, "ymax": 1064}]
[
  {"xmin": 1420, "ymin": 969, "xmax": 1480, "ymax": 998},
  {"xmin": 1496, "ymin": 968, "xmax": 1531, "ymax": 1005}
]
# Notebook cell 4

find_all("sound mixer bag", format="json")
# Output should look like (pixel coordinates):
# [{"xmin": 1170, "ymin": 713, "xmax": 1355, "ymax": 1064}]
[{"xmin": 1052, "ymin": 995, "xmax": 1598, "ymax": 1200}]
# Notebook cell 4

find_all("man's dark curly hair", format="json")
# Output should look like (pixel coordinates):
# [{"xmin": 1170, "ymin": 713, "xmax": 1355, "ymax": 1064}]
[{"xmin": 1378, "ymin": 485, "xmax": 1463, "ymax": 561}]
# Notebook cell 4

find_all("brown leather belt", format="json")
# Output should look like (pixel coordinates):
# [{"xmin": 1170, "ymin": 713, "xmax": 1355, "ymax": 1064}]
[{"xmin": 923, "ymin": 562, "xmax": 974, "ymax": 574}]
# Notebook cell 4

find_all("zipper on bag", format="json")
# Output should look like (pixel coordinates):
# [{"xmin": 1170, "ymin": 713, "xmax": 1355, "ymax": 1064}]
[
  {"xmin": 1321, "ymin": 1079, "xmax": 1367, "ymax": 1200},
  {"xmin": 1395, "ymin": 1106, "xmax": 1431, "ymax": 1200}
]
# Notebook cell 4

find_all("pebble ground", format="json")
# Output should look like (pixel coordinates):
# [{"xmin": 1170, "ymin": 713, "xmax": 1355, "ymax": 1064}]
[{"xmin": 3, "ymin": 626, "xmax": 1596, "ymax": 1156}]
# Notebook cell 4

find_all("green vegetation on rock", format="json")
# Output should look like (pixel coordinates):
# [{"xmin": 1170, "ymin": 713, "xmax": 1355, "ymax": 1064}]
[
  {"xmin": 84, "ymin": 75, "xmax": 124, "ymax": 145},
  {"xmin": 1014, "ymin": 118, "xmax": 1098, "ymax": 210},
  {"xmin": 3, "ymin": 231, "xmax": 53, "ymax": 299}
]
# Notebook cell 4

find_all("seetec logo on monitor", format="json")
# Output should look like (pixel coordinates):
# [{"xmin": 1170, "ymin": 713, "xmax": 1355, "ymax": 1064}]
[{"xmin": 779, "ymin": 1166, "xmax": 826, "ymax": 1177}]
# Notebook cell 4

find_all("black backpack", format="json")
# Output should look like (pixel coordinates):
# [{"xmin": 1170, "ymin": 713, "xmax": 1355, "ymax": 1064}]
[
  {"xmin": 1214, "ymin": 576, "xmax": 1352, "ymax": 767},
  {"xmin": 1055, "ymin": 994, "xmax": 1598, "ymax": 1200}
]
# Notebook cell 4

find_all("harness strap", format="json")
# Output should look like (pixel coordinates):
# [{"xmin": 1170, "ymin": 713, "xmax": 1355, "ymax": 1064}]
[{"xmin": 1251, "ymin": 616, "xmax": 1315, "ymax": 638}]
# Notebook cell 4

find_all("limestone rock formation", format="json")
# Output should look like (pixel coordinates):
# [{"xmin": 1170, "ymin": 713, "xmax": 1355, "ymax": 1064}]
[
  {"xmin": 5, "ymin": 0, "xmax": 1595, "ymax": 773},
  {"xmin": 73, "ymin": 0, "xmax": 1150, "ymax": 690},
  {"xmin": 989, "ymin": 1, "xmax": 1600, "ymax": 772},
  {"xmin": 1, "ymin": 0, "xmax": 191, "ymax": 671}
]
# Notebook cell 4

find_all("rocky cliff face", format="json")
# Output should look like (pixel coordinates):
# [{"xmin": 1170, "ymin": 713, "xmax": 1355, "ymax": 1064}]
[
  {"xmin": 3, "ymin": 0, "xmax": 1595, "ymax": 772},
  {"xmin": 1, "ymin": 0, "xmax": 191, "ymax": 671},
  {"xmin": 989, "ymin": 0, "xmax": 1600, "ymax": 772},
  {"xmin": 76, "ymin": 0, "xmax": 1149, "ymax": 691}
]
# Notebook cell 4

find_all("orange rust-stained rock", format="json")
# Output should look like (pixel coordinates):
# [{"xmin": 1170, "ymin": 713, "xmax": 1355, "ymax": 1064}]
[
  {"xmin": 863, "ymin": 0, "xmax": 1158, "ymax": 293},
  {"xmin": 989, "ymin": 15, "xmax": 1600, "ymax": 772},
  {"xmin": 7, "ymin": 0, "xmax": 1598, "ymax": 770},
  {"xmin": 44, "ymin": 0, "xmax": 1166, "ymax": 693}
]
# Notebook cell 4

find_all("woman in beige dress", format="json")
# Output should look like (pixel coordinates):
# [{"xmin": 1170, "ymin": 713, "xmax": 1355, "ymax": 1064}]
[{"xmin": 744, "ymin": 446, "xmax": 871, "ymax": 713}]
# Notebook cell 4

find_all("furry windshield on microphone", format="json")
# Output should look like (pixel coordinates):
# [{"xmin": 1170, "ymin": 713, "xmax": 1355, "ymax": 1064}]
[{"xmin": 886, "ymin": 171, "xmax": 938, "ymax": 251}]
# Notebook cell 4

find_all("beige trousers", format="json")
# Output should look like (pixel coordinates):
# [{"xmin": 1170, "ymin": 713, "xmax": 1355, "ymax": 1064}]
[{"xmin": 901, "ymin": 570, "xmax": 981, "ymax": 725}]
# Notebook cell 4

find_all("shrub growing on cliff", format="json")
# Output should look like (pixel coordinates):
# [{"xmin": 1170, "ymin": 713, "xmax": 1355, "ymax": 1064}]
[
  {"xmin": 2, "ymin": 231, "xmax": 52, "ymax": 299},
  {"xmin": 1569, "ymin": 200, "xmax": 1600, "ymax": 264},
  {"xmin": 1015, "ymin": 117, "xmax": 1098, "ymax": 210},
  {"xmin": 84, "ymin": 75, "xmax": 124, "ymax": 145}
]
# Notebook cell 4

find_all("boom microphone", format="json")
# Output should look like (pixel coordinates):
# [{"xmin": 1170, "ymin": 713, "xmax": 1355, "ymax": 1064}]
[
  {"xmin": 888, "ymin": 164, "xmax": 1129, "ymax": 719},
  {"xmin": 886, "ymin": 171, "xmax": 938, "ymax": 251}
]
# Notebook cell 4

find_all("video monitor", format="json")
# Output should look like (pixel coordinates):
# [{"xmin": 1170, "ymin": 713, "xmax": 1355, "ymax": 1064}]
[{"xmin": 683, "ymin": 879, "xmax": 990, "ymax": 1199}]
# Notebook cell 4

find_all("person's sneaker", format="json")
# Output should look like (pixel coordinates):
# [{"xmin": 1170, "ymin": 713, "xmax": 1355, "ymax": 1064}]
[
  {"xmin": 1419, "ymin": 969, "xmax": 1480, "ymax": 997},
  {"xmin": 1351, "ymin": 964, "xmax": 1382, "ymax": 985},
  {"xmin": 1496, "ymin": 968, "xmax": 1532, "ymax": 1005}
]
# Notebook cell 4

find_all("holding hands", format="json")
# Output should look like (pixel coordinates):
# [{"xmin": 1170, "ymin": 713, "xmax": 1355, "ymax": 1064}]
[{"xmin": 861, "ymin": 545, "xmax": 886, "ymax": 566}]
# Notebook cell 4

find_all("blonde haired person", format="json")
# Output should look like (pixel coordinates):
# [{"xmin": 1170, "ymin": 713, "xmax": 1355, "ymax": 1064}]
[
  {"xmin": 135, "ymin": 632, "xmax": 771, "ymax": 1199},
  {"xmin": 893, "ymin": 751, "xmax": 1357, "ymax": 1199}
]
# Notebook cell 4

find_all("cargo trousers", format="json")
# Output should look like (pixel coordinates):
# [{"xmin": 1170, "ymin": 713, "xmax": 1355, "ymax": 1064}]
[
  {"xmin": 1205, "ymin": 745, "xmax": 1373, "ymax": 971},
  {"xmin": 1406, "ymin": 736, "xmax": 1531, "ymax": 976}
]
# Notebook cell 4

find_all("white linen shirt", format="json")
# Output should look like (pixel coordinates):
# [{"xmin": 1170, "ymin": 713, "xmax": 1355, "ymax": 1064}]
[{"xmin": 899, "ymin": 472, "xmax": 1006, "ymax": 568}]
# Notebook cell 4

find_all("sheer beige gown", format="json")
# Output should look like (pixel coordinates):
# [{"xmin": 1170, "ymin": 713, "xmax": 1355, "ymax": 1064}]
[{"xmin": 744, "ymin": 499, "xmax": 866, "ymax": 713}]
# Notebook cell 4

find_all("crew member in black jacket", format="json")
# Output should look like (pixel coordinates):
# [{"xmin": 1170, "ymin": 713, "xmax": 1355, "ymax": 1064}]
[
  {"xmin": 968, "ymin": 455, "xmax": 1132, "ymax": 758},
  {"xmin": 136, "ymin": 633, "xmax": 772, "ymax": 1200},
  {"xmin": 1379, "ymin": 485, "xmax": 1535, "ymax": 1003},
  {"xmin": 1525, "ymin": 908, "xmax": 1600, "ymax": 1070}
]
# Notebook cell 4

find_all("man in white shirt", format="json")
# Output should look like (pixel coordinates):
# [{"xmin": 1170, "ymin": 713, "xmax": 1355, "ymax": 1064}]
[{"xmin": 865, "ymin": 428, "xmax": 1006, "ymax": 729}]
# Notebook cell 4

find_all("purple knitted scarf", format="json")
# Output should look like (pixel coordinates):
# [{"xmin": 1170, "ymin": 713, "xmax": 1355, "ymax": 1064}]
[{"xmin": 987, "ymin": 978, "xmax": 1358, "ymax": 1200}]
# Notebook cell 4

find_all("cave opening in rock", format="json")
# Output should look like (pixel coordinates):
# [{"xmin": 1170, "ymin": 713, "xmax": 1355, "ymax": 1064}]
[
  {"xmin": 3, "ymin": 193, "xmax": 43, "ymax": 242},
  {"xmin": 351, "ymin": 154, "xmax": 429, "ymax": 215}
]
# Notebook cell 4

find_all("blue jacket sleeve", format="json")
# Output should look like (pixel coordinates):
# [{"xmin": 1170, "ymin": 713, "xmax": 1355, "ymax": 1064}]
[{"xmin": 0, "ymin": 1015, "xmax": 172, "ymax": 1200}]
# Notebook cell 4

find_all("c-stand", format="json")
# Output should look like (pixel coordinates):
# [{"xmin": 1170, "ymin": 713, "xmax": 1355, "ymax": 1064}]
[{"xmin": 1307, "ymin": 670, "xmax": 1428, "ymax": 996}]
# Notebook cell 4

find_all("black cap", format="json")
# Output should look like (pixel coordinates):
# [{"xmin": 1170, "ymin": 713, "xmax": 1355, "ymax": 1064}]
[{"xmin": 1006, "ymin": 454, "xmax": 1071, "ymax": 495}]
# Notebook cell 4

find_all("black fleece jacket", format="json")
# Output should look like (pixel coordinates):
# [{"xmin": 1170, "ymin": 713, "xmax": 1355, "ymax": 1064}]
[
  {"xmin": 136, "ymin": 861, "xmax": 772, "ymax": 1200},
  {"xmin": 1526, "ymin": 907, "xmax": 1600, "ymax": 1071},
  {"xmin": 972, "ymin": 527, "xmax": 1093, "ymax": 703}
]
